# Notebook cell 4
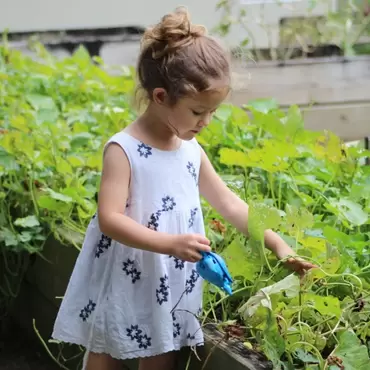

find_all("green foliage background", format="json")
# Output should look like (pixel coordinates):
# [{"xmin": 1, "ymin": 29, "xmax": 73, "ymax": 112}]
[{"xmin": 1, "ymin": 41, "xmax": 370, "ymax": 369}]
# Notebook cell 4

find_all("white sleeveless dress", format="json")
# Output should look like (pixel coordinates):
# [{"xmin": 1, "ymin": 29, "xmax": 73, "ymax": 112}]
[{"xmin": 52, "ymin": 131, "xmax": 205, "ymax": 360}]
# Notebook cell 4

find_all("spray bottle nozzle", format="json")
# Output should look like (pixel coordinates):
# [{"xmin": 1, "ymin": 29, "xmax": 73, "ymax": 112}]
[{"xmin": 196, "ymin": 251, "xmax": 233, "ymax": 295}]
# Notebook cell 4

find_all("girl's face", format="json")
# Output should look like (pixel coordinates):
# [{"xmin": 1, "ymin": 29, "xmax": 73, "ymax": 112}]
[{"xmin": 154, "ymin": 80, "xmax": 230, "ymax": 141}]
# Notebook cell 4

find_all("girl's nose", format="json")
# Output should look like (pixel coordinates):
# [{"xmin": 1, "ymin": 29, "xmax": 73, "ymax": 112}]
[{"xmin": 199, "ymin": 114, "xmax": 212, "ymax": 127}]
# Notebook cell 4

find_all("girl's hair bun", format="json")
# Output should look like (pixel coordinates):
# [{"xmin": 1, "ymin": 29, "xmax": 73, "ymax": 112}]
[
  {"xmin": 136, "ymin": 6, "xmax": 230, "ymax": 109},
  {"xmin": 142, "ymin": 6, "xmax": 207, "ymax": 58}
]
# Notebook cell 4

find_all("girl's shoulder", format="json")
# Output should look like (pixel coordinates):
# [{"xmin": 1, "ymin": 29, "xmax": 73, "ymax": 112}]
[
  {"xmin": 103, "ymin": 130, "xmax": 202, "ymax": 168},
  {"xmin": 105, "ymin": 130, "xmax": 137, "ymax": 148},
  {"xmin": 102, "ymin": 130, "xmax": 142, "ymax": 165}
]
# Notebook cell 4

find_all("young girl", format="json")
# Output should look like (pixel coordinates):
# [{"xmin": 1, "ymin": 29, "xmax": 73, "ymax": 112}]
[{"xmin": 52, "ymin": 7, "xmax": 315, "ymax": 370}]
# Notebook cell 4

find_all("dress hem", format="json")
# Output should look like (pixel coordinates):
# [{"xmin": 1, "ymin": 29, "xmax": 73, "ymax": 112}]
[{"xmin": 51, "ymin": 333, "xmax": 205, "ymax": 361}]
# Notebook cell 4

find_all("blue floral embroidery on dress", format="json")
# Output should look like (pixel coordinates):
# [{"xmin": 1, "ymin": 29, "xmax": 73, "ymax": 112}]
[
  {"xmin": 126, "ymin": 325, "xmax": 142, "ymax": 341},
  {"xmin": 169, "ymin": 256, "xmax": 185, "ymax": 270},
  {"xmin": 147, "ymin": 211, "xmax": 162, "ymax": 231},
  {"xmin": 137, "ymin": 143, "xmax": 152, "ymax": 158},
  {"xmin": 126, "ymin": 325, "xmax": 152, "ymax": 349},
  {"xmin": 122, "ymin": 259, "xmax": 141, "ymax": 283},
  {"xmin": 156, "ymin": 274, "xmax": 169, "ymax": 305},
  {"xmin": 187, "ymin": 333, "xmax": 196, "ymax": 340},
  {"xmin": 172, "ymin": 312, "xmax": 181, "ymax": 338},
  {"xmin": 185, "ymin": 270, "xmax": 200, "ymax": 294},
  {"xmin": 188, "ymin": 207, "xmax": 198, "ymax": 228},
  {"xmin": 187, "ymin": 162, "xmax": 197, "ymax": 183},
  {"xmin": 162, "ymin": 196, "xmax": 176, "ymax": 211},
  {"xmin": 79, "ymin": 299, "xmax": 96, "ymax": 322},
  {"xmin": 95, "ymin": 234, "xmax": 112, "ymax": 258},
  {"xmin": 139, "ymin": 334, "xmax": 152, "ymax": 349},
  {"xmin": 146, "ymin": 196, "xmax": 176, "ymax": 231}
]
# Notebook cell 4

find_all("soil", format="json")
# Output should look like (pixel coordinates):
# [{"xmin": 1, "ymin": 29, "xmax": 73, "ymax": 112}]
[{"xmin": 0, "ymin": 323, "xmax": 60, "ymax": 370}]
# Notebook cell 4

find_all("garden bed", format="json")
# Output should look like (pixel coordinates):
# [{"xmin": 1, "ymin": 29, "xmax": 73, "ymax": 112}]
[
  {"xmin": 1, "ymin": 41, "xmax": 370, "ymax": 370},
  {"xmin": 231, "ymin": 55, "xmax": 370, "ymax": 141}
]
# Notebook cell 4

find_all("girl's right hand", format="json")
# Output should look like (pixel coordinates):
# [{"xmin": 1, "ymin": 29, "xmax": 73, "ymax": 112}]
[{"xmin": 169, "ymin": 234, "xmax": 211, "ymax": 263}]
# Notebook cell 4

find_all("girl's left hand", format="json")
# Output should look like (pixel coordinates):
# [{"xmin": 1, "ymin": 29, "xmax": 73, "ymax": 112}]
[
  {"xmin": 283, "ymin": 256, "xmax": 317, "ymax": 278},
  {"xmin": 273, "ymin": 242, "xmax": 317, "ymax": 277}
]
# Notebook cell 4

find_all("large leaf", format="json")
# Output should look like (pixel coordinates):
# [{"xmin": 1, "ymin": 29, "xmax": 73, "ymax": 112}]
[
  {"xmin": 302, "ymin": 293, "xmax": 342, "ymax": 319},
  {"xmin": 221, "ymin": 237, "xmax": 261, "ymax": 281},
  {"xmin": 325, "ymin": 198, "xmax": 368, "ymax": 227},
  {"xmin": 239, "ymin": 274, "xmax": 300, "ymax": 318},
  {"xmin": 25, "ymin": 94, "xmax": 58, "ymax": 111},
  {"xmin": 329, "ymin": 330, "xmax": 370, "ymax": 370},
  {"xmin": 248, "ymin": 201, "xmax": 282, "ymax": 240},
  {"xmin": 14, "ymin": 215, "xmax": 40, "ymax": 228}
]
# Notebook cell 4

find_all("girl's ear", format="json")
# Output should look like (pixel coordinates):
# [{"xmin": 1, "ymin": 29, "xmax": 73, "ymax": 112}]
[{"xmin": 153, "ymin": 88, "xmax": 170, "ymax": 106}]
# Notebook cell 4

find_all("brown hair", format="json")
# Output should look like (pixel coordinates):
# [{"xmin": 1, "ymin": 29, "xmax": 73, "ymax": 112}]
[{"xmin": 135, "ymin": 7, "xmax": 230, "ymax": 108}]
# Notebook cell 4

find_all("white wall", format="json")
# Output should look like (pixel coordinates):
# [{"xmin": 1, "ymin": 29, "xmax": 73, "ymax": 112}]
[{"xmin": 0, "ymin": 0, "xmax": 333, "ymax": 49}]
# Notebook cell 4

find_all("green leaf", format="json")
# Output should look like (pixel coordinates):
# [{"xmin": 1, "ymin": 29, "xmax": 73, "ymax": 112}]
[
  {"xmin": 302, "ymin": 293, "xmax": 341, "ymax": 319},
  {"xmin": 36, "ymin": 108, "xmax": 59, "ymax": 124},
  {"xmin": 221, "ymin": 237, "xmax": 260, "ymax": 280},
  {"xmin": 70, "ymin": 132, "xmax": 94, "ymax": 148},
  {"xmin": 330, "ymin": 330, "xmax": 370, "ymax": 370},
  {"xmin": 214, "ymin": 104, "xmax": 232, "ymax": 121},
  {"xmin": 11, "ymin": 115, "xmax": 29, "ymax": 132},
  {"xmin": 261, "ymin": 320, "xmax": 286, "ymax": 368},
  {"xmin": 71, "ymin": 45, "xmax": 92, "ymax": 68},
  {"xmin": 56, "ymin": 157, "xmax": 73, "ymax": 175},
  {"xmin": 282, "ymin": 105, "xmax": 304, "ymax": 135},
  {"xmin": 37, "ymin": 196, "xmax": 60, "ymax": 211},
  {"xmin": 219, "ymin": 148, "xmax": 250, "ymax": 167},
  {"xmin": 0, "ymin": 150, "xmax": 18, "ymax": 171},
  {"xmin": 0, "ymin": 228, "xmax": 18, "ymax": 247},
  {"xmin": 245, "ymin": 98, "xmax": 278, "ymax": 113},
  {"xmin": 248, "ymin": 201, "xmax": 281, "ymax": 240},
  {"xmin": 323, "ymin": 226, "xmax": 350, "ymax": 246},
  {"xmin": 25, "ymin": 94, "xmax": 57, "ymax": 111},
  {"xmin": 46, "ymin": 188, "xmax": 73, "ymax": 203},
  {"xmin": 294, "ymin": 349, "xmax": 320, "ymax": 364},
  {"xmin": 239, "ymin": 274, "xmax": 300, "ymax": 317},
  {"xmin": 19, "ymin": 231, "xmax": 33, "ymax": 242},
  {"xmin": 67, "ymin": 155, "xmax": 85, "ymax": 167},
  {"xmin": 285, "ymin": 204, "xmax": 314, "ymax": 235},
  {"xmin": 14, "ymin": 215, "xmax": 40, "ymax": 228},
  {"xmin": 326, "ymin": 198, "xmax": 368, "ymax": 227}
]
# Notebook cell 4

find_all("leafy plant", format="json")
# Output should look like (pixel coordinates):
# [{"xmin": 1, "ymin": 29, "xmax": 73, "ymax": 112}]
[
  {"xmin": 199, "ymin": 100, "xmax": 370, "ymax": 369},
  {"xmin": 0, "ymin": 39, "xmax": 136, "ymax": 321}
]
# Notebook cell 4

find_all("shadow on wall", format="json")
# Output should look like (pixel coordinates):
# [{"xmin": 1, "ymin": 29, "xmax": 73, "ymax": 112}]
[{"xmin": 6, "ymin": 28, "xmax": 143, "ymax": 67}]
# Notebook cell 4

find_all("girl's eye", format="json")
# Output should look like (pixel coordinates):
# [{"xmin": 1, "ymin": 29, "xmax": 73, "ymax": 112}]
[{"xmin": 192, "ymin": 110, "xmax": 203, "ymax": 116}]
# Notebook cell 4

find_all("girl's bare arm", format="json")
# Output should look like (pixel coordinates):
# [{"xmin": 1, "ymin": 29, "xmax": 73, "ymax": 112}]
[
  {"xmin": 97, "ymin": 143, "xmax": 173, "ymax": 254},
  {"xmin": 198, "ymin": 146, "xmax": 294, "ymax": 259}
]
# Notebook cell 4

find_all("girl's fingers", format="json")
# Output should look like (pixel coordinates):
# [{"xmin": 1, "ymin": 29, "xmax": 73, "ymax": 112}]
[
  {"xmin": 191, "ymin": 251, "xmax": 202, "ymax": 262},
  {"xmin": 196, "ymin": 243, "xmax": 211, "ymax": 253}
]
